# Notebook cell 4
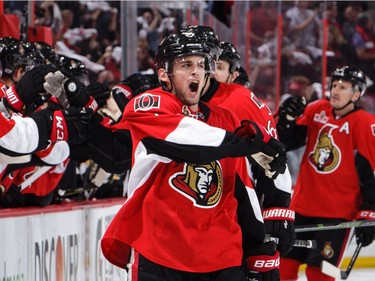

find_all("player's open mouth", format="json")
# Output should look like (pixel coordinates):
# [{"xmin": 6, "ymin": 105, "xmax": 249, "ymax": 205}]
[{"xmin": 189, "ymin": 81, "xmax": 199, "ymax": 92}]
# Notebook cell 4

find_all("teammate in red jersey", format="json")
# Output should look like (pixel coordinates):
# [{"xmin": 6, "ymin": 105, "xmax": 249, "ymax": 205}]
[
  {"xmin": 101, "ymin": 32, "xmax": 286, "ymax": 281},
  {"xmin": 277, "ymin": 66, "xmax": 375, "ymax": 281},
  {"xmin": 214, "ymin": 41, "xmax": 241, "ymax": 84}
]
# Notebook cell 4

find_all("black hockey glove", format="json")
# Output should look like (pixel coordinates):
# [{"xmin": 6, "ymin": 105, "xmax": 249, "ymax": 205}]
[
  {"xmin": 0, "ymin": 184, "xmax": 24, "ymax": 208},
  {"xmin": 63, "ymin": 78, "xmax": 98, "ymax": 111},
  {"xmin": 100, "ymin": 84, "xmax": 132, "ymax": 122},
  {"xmin": 278, "ymin": 96, "xmax": 306, "ymax": 121},
  {"xmin": 263, "ymin": 207, "xmax": 296, "ymax": 257},
  {"xmin": 120, "ymin": 73, "xmax": 160, "ymax": 97},
  {"xmin": 111, "ymin": 84, "xmax": 132, "ymax": 111},
  {"xmin": 235, "ymin": 120, "xmax": 287, "ymax": 179},
  {"xmin": 355, "ymin": 202, "xmax": 375, "ymax": 247},
  {"xmin": 246, "ymin": 242, "xmax": 280, "ymax": 281},
  {"xmin": 86, "ymin": 82, "xmax": 110, "ymax": 107},
  {"xmin": 3, "ymin": 64, "xmax": 56, "ymax": 113},
  {"xmin": 44, "ymin": 106, "xmax": 94, "ymax": 144}
]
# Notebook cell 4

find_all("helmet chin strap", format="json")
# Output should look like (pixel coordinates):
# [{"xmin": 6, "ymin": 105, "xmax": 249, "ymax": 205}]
[
  {"xmin": 333, "ymin": 99, "xmax": 354, "ymax": 111},
  {"xmin": 224, "ymin": 74, "xmax": 231, "ymax": 84},
  {"xmin": 159, "ymin": 72, "xmax": 174, "ymax": 93},
  {"xmin": 200, "ymin": 73, "xmax": 210, "ymax": 96},
  {"xmin": 332, "ymin": 94, "xmax": 358, "ymax": 111}
]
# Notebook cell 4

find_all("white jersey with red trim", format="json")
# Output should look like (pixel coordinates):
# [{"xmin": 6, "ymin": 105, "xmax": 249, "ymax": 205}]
[{"xmin": 0, "ymin": 112, "xmax": 40, "ymax": 155}]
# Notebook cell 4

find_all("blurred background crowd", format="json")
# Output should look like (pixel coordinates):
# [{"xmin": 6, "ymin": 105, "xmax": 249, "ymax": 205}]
[
  {"xmin": 4, "ymin": 0, "xmax": 375, "ymax": 111},
  {"xmin": 1, "ymin": 0, "xmax": 375, "ymax": 207}
]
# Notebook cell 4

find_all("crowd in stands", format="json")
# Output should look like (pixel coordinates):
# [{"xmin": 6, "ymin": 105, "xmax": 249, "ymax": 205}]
[
  {"xmin": 0, "ymin": 0, "xmax": 374, "ymax": 209},
  {"xmin": 248, "ymin": 1, "xmax": 375, "ymax": 113}
]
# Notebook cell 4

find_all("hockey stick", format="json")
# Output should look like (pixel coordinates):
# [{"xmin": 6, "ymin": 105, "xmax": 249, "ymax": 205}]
[
  {"xmin": 321, "ymin": 242, "xmax": 362, "ymax": 279},
  {"xmin": 264, "ymin": 237, "xmax": 317, "ymax": 248},
  {"xmin": 295, "ymin": 220, "xmax": 375, "ymax": 232},
  {"xmin": 57, "ymin": 183, "xmax": 97, "ymax": 198}
]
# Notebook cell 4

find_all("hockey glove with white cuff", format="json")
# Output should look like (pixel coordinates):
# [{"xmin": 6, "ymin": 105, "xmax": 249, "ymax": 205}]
[
  {"xmin": 44, "ymin": 71, "xmax": 99, "ymax": 111},
  {"xmin": 4, "ymin": 64, "xmax": 56, "ymax": 114},
  {"xmin": 246, "ymin": 242, "xmax": 280, "ymax": 281},
  {"xmin": 355, "ymin": 202, "xmax": 375, "ymax": 247},
  {"xmin": 263, "ymin": 207, "xmax": 296, "ymax": 257},
  {"xmin": 235, "ymin": 120, "xmax": 287, "ymax": 179}
]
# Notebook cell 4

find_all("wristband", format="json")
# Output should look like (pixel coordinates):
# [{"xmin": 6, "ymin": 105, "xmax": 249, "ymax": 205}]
[
  {"xmin": 263, "ymin": 207, "xmax": 295, "ymax": 221},
  {"xmin": 85, "ymin": 96, "xmax": 99, "ymax": 112},
  {"xmin": 356, "ymin": 210, "xmax": 375, "ymax": 220},
  {"xmin": 247, "ymin": 251, "xmax": 280, "ymax": 272},
  {"xmin": 51, "ymin": 111, "xmax": 68, "ymax": 142},
  {"xmin": 5, "ymin": 85, "xmax": 24, "ymax": 112}
]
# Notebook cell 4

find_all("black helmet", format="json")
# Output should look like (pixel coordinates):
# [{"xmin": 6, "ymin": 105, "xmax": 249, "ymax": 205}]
[
  {"xmin": 0, "ymin": 37, "xmax": 19, "ymax": 50},
  {"xmin": 219, "ymin": 42, "xmax": 241, "ymax": 74},
  {"xmin": 233, "ymin": 66, "xmax": 251, "ymax": 88},
  {"xmin": 34, "ymin": 41, "xmax": 59, "ymax": 65},
  {"xmin": 179, "ymin": 25, "xmax": 222, "ymax": 61},
  {"xmin": 155, "ymin": 32, "xmax": 215, "ymax": 74},
  {"xmin": 0, "ymin": 37, "xmax": 20, "ymax": 77},
  {"xmin": 1, "ymin": 41, "xmax": 38, "ymax": 76},
  {"xmin": 57, "ymin": 55, "xmax": 88, "ymax": 80},
  {"xmin": 331, "ymin": 66, "xmax": 367, "ymax": 96}
]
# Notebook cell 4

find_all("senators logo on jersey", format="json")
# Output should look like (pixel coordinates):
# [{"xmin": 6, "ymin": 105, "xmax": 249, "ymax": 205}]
[
  {"xmin": 134, "ymin": 94, "xmax": 160, "ymax": 111},
  {"xmin": 308, "ymin": 125, "xmax": 340, "ymax": 173},
  {"xmin": 169, "ymin": 161, "xmax": 223, "ymax": 207}
]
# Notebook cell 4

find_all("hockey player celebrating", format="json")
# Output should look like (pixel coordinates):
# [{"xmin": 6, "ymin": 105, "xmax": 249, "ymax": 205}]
[
  {"xmin": 276, "ymin": 66, "xmax": 375, "ymax": 281},
  {"xmin": 179, "ymin": 25, "xmax": 295, "ymax": 261},
  {"xmin": 100, "ymin": 32, "xmax": 286, "ymax": 280}
]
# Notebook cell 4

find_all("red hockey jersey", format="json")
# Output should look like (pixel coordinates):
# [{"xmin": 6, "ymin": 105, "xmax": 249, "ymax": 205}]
[
  {"xmin": 291, "ymin": 100, "xmax": 375, "ymax": 220},
  {"xmin": 102, "ymin": 87, "xmax": 264, "ymax": 272},
  {"xmin": 203, "ymin": 82, "xmax": 278, "ymax": 138}
]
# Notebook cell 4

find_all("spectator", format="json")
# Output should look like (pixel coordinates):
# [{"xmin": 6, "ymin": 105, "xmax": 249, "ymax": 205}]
[
  {"xmin": 341, "ymin": 3, "xmax": 363, "ymax": 43},
  {"xmin": 136, "ymin": 38, "xmax": 155, "ymax": 72},
  {"xmin": 96, "ymin": 45, "xmax": 122, "ymax": 86},
  {"xmin": 34, "ymin": 1, "xmax": 63, "ymax": 44},
  {"xmin": 351, "ymin": 13, "xmax": 375, "ymax": 94},
  {"xmin": 55, "ymin": 9, "xmax": 74, "ymax": 43},
  {"xmin": 137, "ymin": 7, "xmax": 162, "ymax": 54},
  {"xmin": 324, "ymin": 2, "xmax": 349, "ymax": 70},
  {"xmin": 249, "ymin": 1, "xmax": 278, "ymax": 50},
  {"xmin": 285, "ymin": 1, "xmax": 321, "ymax": 53}
]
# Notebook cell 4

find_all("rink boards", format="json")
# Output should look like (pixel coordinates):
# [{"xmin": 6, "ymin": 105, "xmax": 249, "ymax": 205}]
[{"xmin": 0, "ymin": 199, "xmax": 374, "ymax": 281}]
